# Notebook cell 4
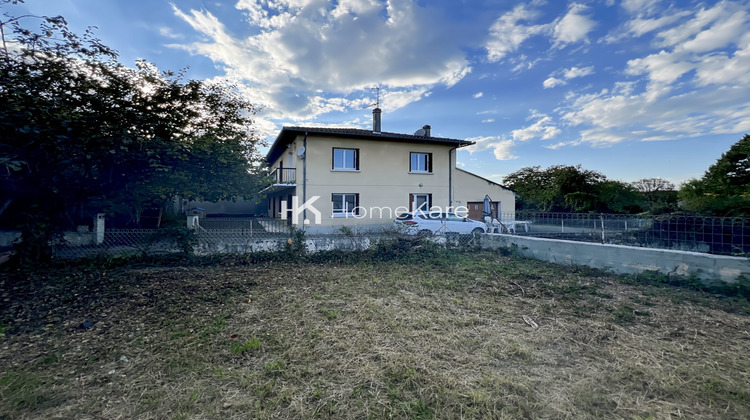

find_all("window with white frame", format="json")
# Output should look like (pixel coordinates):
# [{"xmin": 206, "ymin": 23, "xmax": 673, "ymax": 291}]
[
  {"xmin": 332, "ymin": 193, "xmax": 360, "ymax": 217},
  {"xmin": 409, "ymin": 152, "xmax": 432, "ymax": 173},
  {"xmin": 332, "ymin": 148, "xmax": 359, "ymax": 171}
]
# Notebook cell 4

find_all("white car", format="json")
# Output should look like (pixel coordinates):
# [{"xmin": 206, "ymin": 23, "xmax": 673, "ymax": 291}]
[{"xmin": 394, "ymin": 212, "xmax": 486, "ymax": 236}]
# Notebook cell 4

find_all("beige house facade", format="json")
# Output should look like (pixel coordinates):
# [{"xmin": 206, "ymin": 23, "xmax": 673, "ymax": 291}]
[
  {"xmin": 265, "ymin": 110, "xmax": 515, "ymax": 232},
  {"xmin": 452, "ymin": 168, "xmax": 516, "ymax": 222}
]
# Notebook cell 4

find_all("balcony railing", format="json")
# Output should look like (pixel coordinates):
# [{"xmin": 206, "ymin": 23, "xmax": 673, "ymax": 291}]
[{"xmin": 271, "ymin": 167, "xmax": 296, "ymax": 184}]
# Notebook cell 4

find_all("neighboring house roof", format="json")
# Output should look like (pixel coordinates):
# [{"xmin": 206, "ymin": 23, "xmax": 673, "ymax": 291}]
[
  {"xmin": 267, "ymin": 126, "xmax": 475, "ymax": 164},
  {"xmin": 456, "ymin": 167, "xmax": 514, "ymax": 191}
]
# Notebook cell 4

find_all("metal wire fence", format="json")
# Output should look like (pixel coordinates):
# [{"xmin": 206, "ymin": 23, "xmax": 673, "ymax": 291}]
[
  {"xmin": 49, "ymin": 217, "xmax": 301, "ymax": 259},
  {"xmin": 509, "ymin": 212, "xmax": 750, "ymax": 256},
  {"xmin": 49, "ymin": 218, "xmax": 482, "ymax": 259},
  {"xmin": 51, "ymin": 229, "xmax": 172, "ymax": 259},
  {"xmin": 46, "ymin": 213, "xmax": 750, "ymax": 259},
  {"xmin": 196, "ymin": 217, "xmax": 290, "ymax": 234}
]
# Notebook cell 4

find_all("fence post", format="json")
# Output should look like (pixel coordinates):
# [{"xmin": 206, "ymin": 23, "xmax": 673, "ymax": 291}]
[
  {"xmin": 600, "ymin": 214, "xmax": 605, "ymax": 243},
  {"xmin": 93, "ymin": 213, "xmax": 105, "ymax": 245},
  {"xmin": 187, "ymin": 215, "xmax": 200, "ymax": 229}
]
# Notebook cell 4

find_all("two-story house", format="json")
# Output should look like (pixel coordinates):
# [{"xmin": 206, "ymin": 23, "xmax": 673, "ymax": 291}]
[{"xmin": 265, "ymin": 109, "xmax": 514, "ymax": 232}]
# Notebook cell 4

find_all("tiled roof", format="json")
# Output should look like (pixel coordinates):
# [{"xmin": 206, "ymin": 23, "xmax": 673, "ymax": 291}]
[
  {"xmin": 267, "ymin": 126, "xmax": 474, "ymax": 163},
  {"xmin": 283, "ymin": 126, "xmax": 472, "ymax": 143}
]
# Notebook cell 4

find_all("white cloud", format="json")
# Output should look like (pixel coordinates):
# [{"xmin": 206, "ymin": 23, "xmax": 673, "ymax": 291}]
[
  {"xmin": 620, "ymin": 2, "xmax": 750, "ymax": 100},
  {"xmin": 694, "ymin": 32, "xmax": 750, "ymax": 86},
  {"xmin": 169, "ymin": 0, "xmax": 471, "ymax": 130},
  {"xmin": 626, "ymin": 50, "xmax": 692, "ymax": 86},
  {"xmin": 678, "ymin": 10, "xmax": 747, "ymax": 53},
  {"xmin": 655, "ymin": 2, "xmax": 729, "ymax": 48},
  {"xmin": 510, "ymin": 54, "xmax": 544, "ymax": 72},
  {"xmin": 544, "ymin": 65, "xmax": 593, "ymax": 88},
  {"xmin": 486, "ymin": 5, "xmax": 548, "ymax": 62},
  {"xmin": 602, "ymin": 0, "xmax": 692, "ymax": 44},
  {"xmin": 562, "ymin": 35, "xmax": 750, "ymax": 147},
  {"xmin": 543, "ymin": 140, "xmax": 580, "ymax": 150},
  {"xmin": 482, "ymin": 118, "xmax": 495, "ymax": 123},
  {"xmin": 158, "ymin": 26, "xmax": 183, "ymax": 39},
  {"xmin": 465, "ymin": 136, "xmax": 518, "ymax": 160},
  {"xmin": 512, "ymin": 111, "xmax": 561, "ymax": 141},
  {"xmin": 551, "ymin": 3, "xmax": 596, "ymax": 47},
  {"xmin": 620, "ymin": 0, "xmax": 661, "ymax": 16},
  {"xmin": 382, "ymin": 87, "xmax": 432, "ymax": 111},
  {"xmin": 442, "ymin": 65, "xmax": 473, "ymax": 88},
  {"xmin": 626, "ymin": 13, "xmax": 691, "ymax": 38},
  {"xmin": 563, "ymin": 66, "xmax": 594, "ymax": 79},
  {"xmin": 543, "ymin": 77, "xmax": 566, "ymax": 88},
  {"xmin": 164, "ymin": 0, "xmax": 750, "ymax": 150},
  {"xmin": 489, "ymin": 139, "xmax": 518, "ymax": 160},
  {"xmin": 329, "ymin": 0, "xmax": 382, "ymax": 19},
  {"xmin": 272, "ymin": 117, "xmax": 369, "ymax": 131},
  {"xmin": 486, "ymin": 2, "xmax": 596, "ymax": 63}
]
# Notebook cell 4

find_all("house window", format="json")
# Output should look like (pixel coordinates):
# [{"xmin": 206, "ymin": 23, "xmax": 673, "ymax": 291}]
[
  {"xmin": 332, "ymin": 148, "xmax": 359, "ymax": 171},
  {"xmin": 409, "ymin": 193, "xmax": 432, "ymax": 212},
  {"xmin": 410, "ymin": 152, "xmax": 432, "ymax": 173},
  {"xmin": 332, "ymin": 193, "xmax": 360, "ymax": 217}
]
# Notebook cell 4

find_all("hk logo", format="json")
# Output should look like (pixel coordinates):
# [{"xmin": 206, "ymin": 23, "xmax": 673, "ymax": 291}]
[{"xmin": 280, "ymin": 196, "xmax": 322, "ymax": 225}]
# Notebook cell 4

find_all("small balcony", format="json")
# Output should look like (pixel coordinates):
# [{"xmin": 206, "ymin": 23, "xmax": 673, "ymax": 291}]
[{"xmin": 271, "ymin": 167, "xmax": 296, "ymax": 185}]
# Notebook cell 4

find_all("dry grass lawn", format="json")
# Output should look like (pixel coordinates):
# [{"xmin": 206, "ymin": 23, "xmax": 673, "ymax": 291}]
[{"xmin": 1, "ymin": 247, "xmax": 749, "ymax": 419}]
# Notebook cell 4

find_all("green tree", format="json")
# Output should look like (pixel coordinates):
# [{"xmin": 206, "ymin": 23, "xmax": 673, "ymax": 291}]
[
  {"xmin": 631, "ymin": 178, "xmax": 675, "ymax": 194},
  {"xmin": 630, "ymin": 178, "xmax": 677, "ymax": 214},
  {"xmin": 502, "ymin": 165, "xmax": 606, "ymax": 212},
  {"xmin": 679, "ymin": 134, "xmax": 750, "ymax": 216},
  {"xmin": 594, "ymin": 181, "xmax": 643, "ymax": 214},
  {"xmin": 503, "ymin": 165, "xmax": 647, "ymax": 213},
  {"xmin": 0, "ymin": 8, "xmax": 267, "ymax": 262}
]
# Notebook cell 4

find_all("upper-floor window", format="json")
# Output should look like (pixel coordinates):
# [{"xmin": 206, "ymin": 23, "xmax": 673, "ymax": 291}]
[
  {"xmin": 410, "ymin": 152, "xmax": 432, "ymax": 173},
  {"xmin": 332, "ymin": 148, "xmax": 359, "ymax": 171}
]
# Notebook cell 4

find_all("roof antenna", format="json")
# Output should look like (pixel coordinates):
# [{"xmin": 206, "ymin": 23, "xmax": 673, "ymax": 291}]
[
  {"xmin": 369, "ymin": 84, "xmax": 381, "ymax": 109},
  {"xmin": 367, "ymin": 84, "xmax": 382, "ymax": 133}
]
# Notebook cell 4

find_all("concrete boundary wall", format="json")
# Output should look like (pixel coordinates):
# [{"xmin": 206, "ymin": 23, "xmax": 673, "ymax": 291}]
[
  {"xmin": 195, "ymin": 236, "xmax": 376, "ymax": 255},
  {"xmin": 9, "ymin": 226, "xmax": 747, "ymax": 285},
  {"xmin": 0, "ymin": 231, "xmax": 94, "ymax": 247},
  {"xmin": 478, "ymin": 234, "xmax": 750, "ymax": 284}
]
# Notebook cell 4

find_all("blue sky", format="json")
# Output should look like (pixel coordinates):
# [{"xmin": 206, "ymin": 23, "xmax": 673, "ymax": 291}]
[{"xmin": 7, "ymin": 0, "xmax": 750, "ymax": 185}]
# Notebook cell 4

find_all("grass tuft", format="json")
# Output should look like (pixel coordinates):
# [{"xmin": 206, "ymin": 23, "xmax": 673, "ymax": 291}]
[{"xmin": 231, "ymin": 336, "xmax": 261, "ymax": 355}]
